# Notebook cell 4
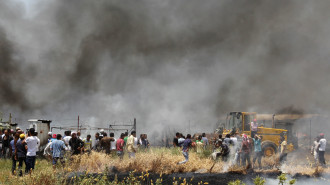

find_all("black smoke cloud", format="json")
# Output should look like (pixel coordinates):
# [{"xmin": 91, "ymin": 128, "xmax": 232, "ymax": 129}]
[
  {"xmin": 1, "ymin": 0, "xmax": 330, "ymax": 134},
  {"xmin": 0, "ymin": 27, "xmax": 31, "ymax": 111}
]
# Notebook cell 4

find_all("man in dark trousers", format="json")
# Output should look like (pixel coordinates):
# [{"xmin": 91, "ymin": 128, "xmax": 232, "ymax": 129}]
[
  {"xmin": 2, "ymin": 129, "xmax": 13, "ymax": 158},
  {"xmin": 178, "ymin": 134, "xmax": 192, "ymax": 164},
  {"xmin": 25, "ymin": 128, "xmax": 40, "ymax": 172},
  {"xmin": 318, "ymin": 133, "xmax": 327, "ymax": 167}
]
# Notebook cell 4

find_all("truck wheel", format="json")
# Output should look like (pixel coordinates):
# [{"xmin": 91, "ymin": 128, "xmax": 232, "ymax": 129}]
[{"xmin": 262, "ymin": 142, "xmax": 277, "ymax": 157}]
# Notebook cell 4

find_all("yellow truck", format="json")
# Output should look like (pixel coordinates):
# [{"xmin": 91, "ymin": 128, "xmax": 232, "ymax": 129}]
[{"xmin": 217, "ymin": 112, "xmax": 294, "ymax": 156}]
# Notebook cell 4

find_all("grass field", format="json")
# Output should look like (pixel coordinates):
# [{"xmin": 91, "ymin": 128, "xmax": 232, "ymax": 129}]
[{"xmin": 0, "ymin": 147, "xmax": 329, "ymax": 184}]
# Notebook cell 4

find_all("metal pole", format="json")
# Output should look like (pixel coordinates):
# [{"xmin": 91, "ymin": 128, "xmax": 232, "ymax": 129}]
[
  {"xmin": 310, "ymin": 119, "xmax": 312, "ymax": 147},
  {"xmin": 134, "ymin": 118, "xmax": 136, "ymax": 132},
  {"xmin": 9, "ymin": 113, "xmax": 12, "ymax": 125},
  {"xmin": 78, "ymin": 115, "xmax": 80, "ymax": 132}
]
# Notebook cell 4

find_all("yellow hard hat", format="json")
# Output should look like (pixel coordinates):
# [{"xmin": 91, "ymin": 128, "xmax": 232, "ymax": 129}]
[{"xmin": 20, "ymin": 134, "xmax": 25, "ymax": 139}]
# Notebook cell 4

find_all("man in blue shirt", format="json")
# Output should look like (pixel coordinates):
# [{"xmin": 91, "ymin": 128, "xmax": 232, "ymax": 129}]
[
  {"xmin": 10, "ymin": 133, "xmax": 17, "ymax": 175},
  {"xmin": 178, "ymin": 134, "xmax": 192, "ymax": 164},
  {"xmin": 201, "ymin": 133, "xmax": 208, "ymax": 149},
  {"xmin": 50, "ymin": 134, "xmax": 66, "ymax": 168},
  {"xmin": 252, "ymin": 135, "xmax": 262, "ymax": 169}
]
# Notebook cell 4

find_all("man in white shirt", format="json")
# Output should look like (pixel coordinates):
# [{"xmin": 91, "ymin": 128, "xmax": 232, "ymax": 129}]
[
  {"xmin": 318, "ymin": 133, "xmax": 327, "ymax": 167},
  {"xmin": 25, "ymin": 128, "xmax": 40, "ymax": 172},
  {"xmin": 127, "ymin": 131, "xmax": 136, "ymax": 158},
  {"xmin": 110, "ymin": 133, "xmax": 117, "ymax": 155},
  {"xmin": 63, "ymin": 131, "xmax": 72, "ymax": 150}
]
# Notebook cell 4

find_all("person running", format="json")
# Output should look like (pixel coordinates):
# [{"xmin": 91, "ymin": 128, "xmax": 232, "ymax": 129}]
[
  {"xmin": 50, "ymin": 134, "xmax": 66, "ymax": 168},
  {"xmin": 83, "ymin": 135, "xmax": 92, "ymax": 154},
  {"xmin": 318, "ymin": 133, "xmax": 327, "ymax": 167},
  {"xmin": 311, "ymin": 136, "xmax": 320, "ymax": 166},
  {"xmin": 25, "ymin": 128, "xmax": 40, "ymax": 173},
  {"xmin": 178, "ymin": 134, "xmax": 192, "ymax": 164},
  {"xmin": 69, "ymin": 132, "xmax": 84, "ymax": 156},
  {"xmin": 116, "ymin": 133, "xmax": 125, "ymax": 159},
  {"xmin": 126, "ymin": 131, "xmax": 137, "ymax": 158},
  {"xmin": 240, "ymin": 134, "xmax": 251, "ymax": 168},
  {"xmin": 178, "ymin": 133, "xmax": 185, "ymax": 147},
  {"xmin": 15, "ymin": 134, "xmax": 27, "ymax": 176},
  {"xmin": 252, "ymin": 135, "xmax": 262, "ymax": 169}
]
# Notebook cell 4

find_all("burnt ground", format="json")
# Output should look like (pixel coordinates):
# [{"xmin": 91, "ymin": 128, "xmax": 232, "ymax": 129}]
[
  {"xmin": 66, "ymin": 149, "xmax": 330, "ymax": 184},
  {"xmin": 67, "ymin": 171, "xmax": 330, "ymax": 185}
]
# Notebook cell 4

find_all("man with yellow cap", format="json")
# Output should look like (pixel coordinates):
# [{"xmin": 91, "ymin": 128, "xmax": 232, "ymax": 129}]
[{"xmin": 15, "ymin": 134, "xmax": 27, "ymax": 176}]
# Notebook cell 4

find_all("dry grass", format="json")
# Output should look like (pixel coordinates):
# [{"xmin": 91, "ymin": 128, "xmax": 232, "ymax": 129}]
[
  {"xmin": 69, "ymin": 148, "xmax": 330, "ymax": 176},
  {"xmin": 0, "ymin": 159, "xmax": 63, "ymax": 185},
  {"xmin": 1, "ymin": 148, "xmax": 330, "ymax": 184},
  {"xmin": 71, "ymin": 148, "xmax": 224, "ymax": 174}
]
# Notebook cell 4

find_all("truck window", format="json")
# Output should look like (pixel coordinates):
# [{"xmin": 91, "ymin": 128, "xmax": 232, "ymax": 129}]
[
  {"xmin": 228, "ymin": 113, "xmax": 242, "ymax": 131},
  {"xmin": 244, "ymin": 114, "xmax": 251, "ymax": 131}
]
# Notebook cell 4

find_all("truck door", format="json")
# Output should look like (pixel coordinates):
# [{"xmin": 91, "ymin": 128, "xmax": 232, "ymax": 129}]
[
  {"xmin": 243, "ymin": 114, "xmax": 251, "ymax": 131},
  {"xmin": 242, "ymin": 113, "xmax": 257, "ymax": 132}
]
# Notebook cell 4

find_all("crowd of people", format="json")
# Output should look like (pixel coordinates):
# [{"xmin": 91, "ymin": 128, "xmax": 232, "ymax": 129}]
[
  {"xmin": 0, "ymin": 128, "xmax": 40, "ymax": 176},
  {"xmin": 173, "ymin": 131, "xmax": 327, "ymax": 169},
  {"xmin": 0, "ymin": 125, "xmax": 327, "ymax": 176},
  {"xmin": 173, "ymin": 132, "xmax": 268, "ymax": 168},
  {"xmin": 0, "ymin": 128, "xmax": 150, "ymax": 176}
]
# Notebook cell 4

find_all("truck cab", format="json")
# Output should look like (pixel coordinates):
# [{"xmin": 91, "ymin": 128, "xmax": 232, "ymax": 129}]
[{"xmin": 218, "ymin": 112, "xmax": 293, "ymax": 157}]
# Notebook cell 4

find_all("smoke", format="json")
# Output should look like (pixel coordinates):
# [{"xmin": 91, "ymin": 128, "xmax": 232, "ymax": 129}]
[
  {"xmin": 1, "ymin": 0, "xmax": 330, "ymax": 135},
  {"xmin": 0, "ymin": 26, "xmax": 32, "ymax": 111}
]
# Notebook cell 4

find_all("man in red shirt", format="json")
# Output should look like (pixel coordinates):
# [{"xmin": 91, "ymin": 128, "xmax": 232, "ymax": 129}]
[
  {"xmin": 116, "ymin": 133, "xmax": 125, "ymax": 159},
  {"xmin": 240, "ymin": 134, "xmax": 251, "ymax": 168}
]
